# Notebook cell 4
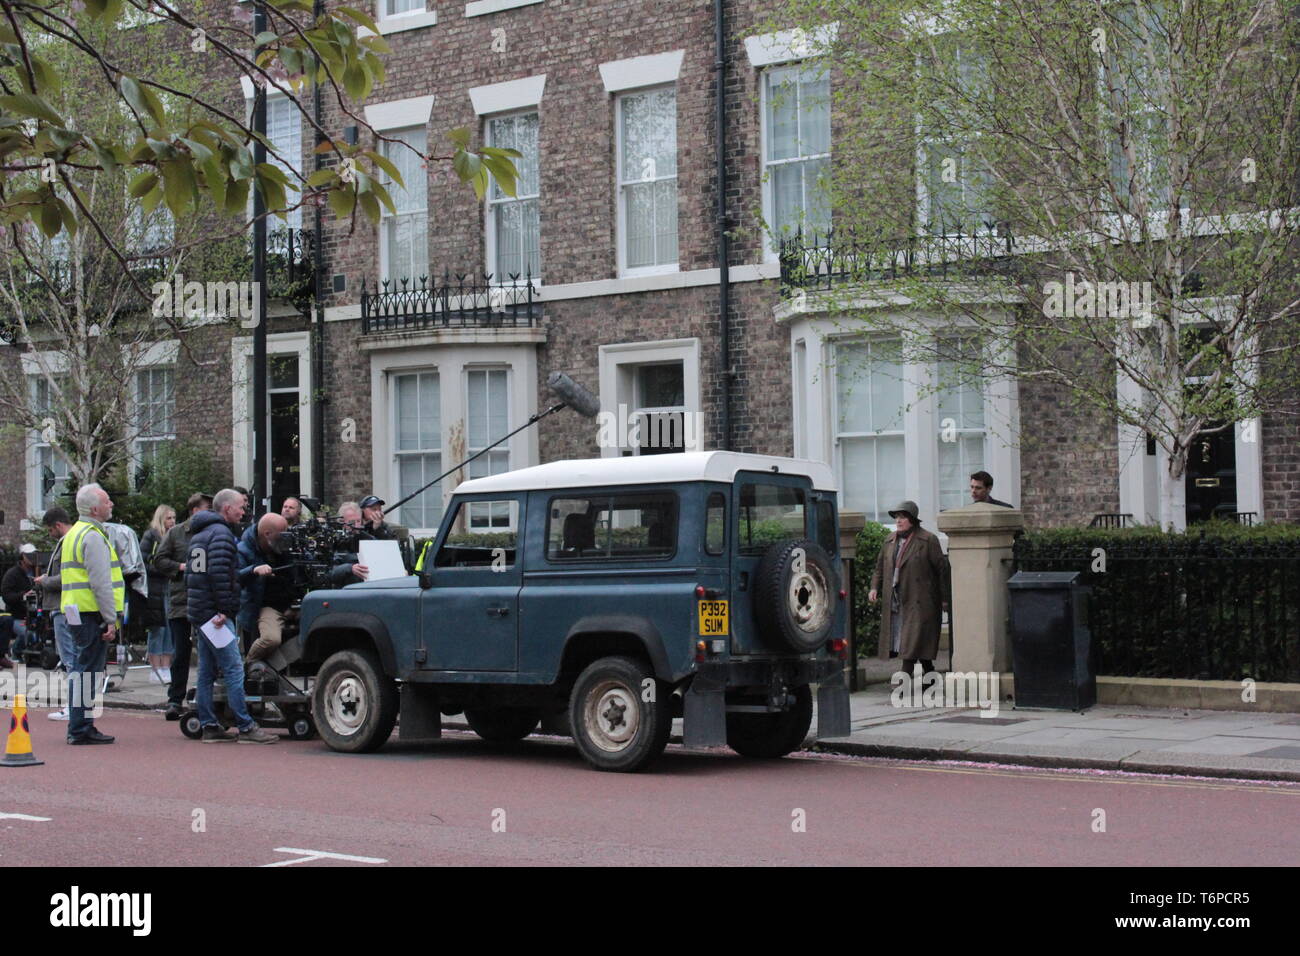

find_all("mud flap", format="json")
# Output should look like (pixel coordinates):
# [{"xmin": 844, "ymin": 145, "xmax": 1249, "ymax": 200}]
[
  {"xmin": 816, "ymin": 668, "xmax": 851, "ymax": 739},
  {"xmin": 683, "ymin": 674, "xmax": 727, "ymax": 749},
  {"xmin": 399, "ymin": 684, "xmax": 442, "ymax": 741}
]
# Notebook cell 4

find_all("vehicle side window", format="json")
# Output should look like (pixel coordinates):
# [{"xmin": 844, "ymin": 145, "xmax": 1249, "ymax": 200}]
[
  {"xmin": 547, "ymin": 493, "xmax": 677, "ymax": 560},
  {"xmin": 737, "ymin": 483, "xmax": 806, "ymax": 555},
  {"xmin": 816, "ymin": 499, "xmax": 836, "ymax": 554},
  {"xmin": 705, "ymin": 492, "xmax": 726, "ymax": 555},
  {"xmin": 434, "ymin": 500, "xmax": 518, "ymax": 568}
]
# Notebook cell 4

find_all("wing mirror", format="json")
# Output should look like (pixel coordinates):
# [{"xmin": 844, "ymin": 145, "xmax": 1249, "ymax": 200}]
[{"xmin": 418, "ymin": 571, "xmax": 433, "ymax": 589}]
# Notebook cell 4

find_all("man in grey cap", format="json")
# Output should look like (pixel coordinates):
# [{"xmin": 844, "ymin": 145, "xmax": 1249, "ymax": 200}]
[
  {"xmin": 1, "ymin": 542, "xmax": 39, "ymax": 658},
  {"xmin": 868, "ymin": 501, "xmax": 951, "ymax": 678}
]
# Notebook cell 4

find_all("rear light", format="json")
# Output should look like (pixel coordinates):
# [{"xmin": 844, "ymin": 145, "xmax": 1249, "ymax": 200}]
[
  {"xmin": 838, "ymin": 589, "xmax": 846, "ymax": 599},
  {"xmin": 827, "ymin": 638, "xmax": 848, "ymax": 659},
  {"xmin": 695, "ymin": 585, "xmax": 720, "ymax": 599},
  {"xmin": 695, "ymin": 585, "xmax": 705, "ymax": 598},
  {"xmin": 695, "ymin": 640, "xmax": 707, "ymax": 663}
]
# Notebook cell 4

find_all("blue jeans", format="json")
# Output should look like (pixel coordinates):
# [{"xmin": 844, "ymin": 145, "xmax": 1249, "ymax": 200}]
[
  {"xmin": 52, "ymin": 612, "xmax": 76, "ymax": 670},
  {"xmin": 195, "ymin": 630, "xmax": 254, "ymax": 732},
  {"xmin": 68, "ymin": 613, "xmax": 109, "ymax": 741}
]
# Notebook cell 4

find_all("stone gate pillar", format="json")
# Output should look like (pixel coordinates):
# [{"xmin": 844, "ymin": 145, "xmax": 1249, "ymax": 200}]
[{"xmin": 935, "ymin": 503, "xmax": 1025, "ymax": 673}]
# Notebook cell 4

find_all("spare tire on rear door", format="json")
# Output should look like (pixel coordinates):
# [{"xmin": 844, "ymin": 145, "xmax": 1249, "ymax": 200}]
[{"xmin": 753, "ymin": 538, "xmax": 838, "ymax": 653}]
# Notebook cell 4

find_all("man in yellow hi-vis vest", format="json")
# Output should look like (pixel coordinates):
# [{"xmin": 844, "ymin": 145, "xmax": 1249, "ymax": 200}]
[{"xmin": 61, "ymin": 483, "xmax": 124, "ymax": 745}]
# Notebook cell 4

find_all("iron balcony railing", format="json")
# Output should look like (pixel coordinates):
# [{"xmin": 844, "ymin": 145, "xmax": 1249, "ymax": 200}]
[
  {"xmin": 360, "ymin": 271, "xmax": 541, "ymax": 335},
  {"xmin": 1013, "ymin": 534, "xmax": 1300, "ymax": 682},
  {"xmin": 778, "ymin": 225, "xmax": 1018, "ymax": 292}
]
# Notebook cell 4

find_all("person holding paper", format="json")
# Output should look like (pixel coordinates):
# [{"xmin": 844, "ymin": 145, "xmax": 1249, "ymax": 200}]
[
  {"xmin": 185, "ymin": 489, "xmax": 277, "ymax": 745},
  {"xmin": 61, "ymin": 484, "xmax": 124, "ymax": 745},
  {"xmin": 330, "ymin": 502, "xmax": 372, "ymax": 587}
]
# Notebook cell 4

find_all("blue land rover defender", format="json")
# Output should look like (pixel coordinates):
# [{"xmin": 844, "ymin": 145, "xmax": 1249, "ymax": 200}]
[{"xmin": 289, "ymin": 452, "xmax": 852, "ymax": 771}]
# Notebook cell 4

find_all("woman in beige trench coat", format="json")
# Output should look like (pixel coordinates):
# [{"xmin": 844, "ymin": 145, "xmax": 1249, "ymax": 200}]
[{"xmin": 868, "ymin": 500, "xmax": 951, "ymax": 676}]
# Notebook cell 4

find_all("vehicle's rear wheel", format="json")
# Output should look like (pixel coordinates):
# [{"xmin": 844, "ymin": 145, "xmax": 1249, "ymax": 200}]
[
  {"xmin": 312, "ymin": 649, "xmax": 398, "ymax": 753},
  {"xmin": 465, "ymin": 707, "xmax": 541, "ymax": 742},
  {"xmin": 569, "ymin": 656, "xmax": 670, "ymax": 773},
  {"xmin": 726, "ymin": 685, "xmax": 813, "ymax": 759}
]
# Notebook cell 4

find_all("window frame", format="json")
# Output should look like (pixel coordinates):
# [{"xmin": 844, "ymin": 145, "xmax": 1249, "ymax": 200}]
[
  {"xmin": 544, "ymin": 490, "xmax": 680, "ymax": 564},
  {"xmin": 615, "ymin": 84, "xmax": 680, "ymax": 277},
  {"xmin": 463, "ymin": 365, "xmax": 513, "ymax": 530},
  {"xmin": 760, "ymin": 61, "xmax": 832, "ymax": 259},
  {"xmin": 833, "ymin": 337, "xmax": 907, "ymax": 524},
  {"xmin": 484, "ymin": 109, "xmax": 541, "ymax": 282},
  {"xmin": 133, "ymin": 365, "xmax": 176, "ymax": 487},
  {"xmin": 390, "ymin": 368, "xmax": 443, "ymax": 533},
  {"xmin": 378, "ymin": 125, "xmax": 430, "ymax": 284}
]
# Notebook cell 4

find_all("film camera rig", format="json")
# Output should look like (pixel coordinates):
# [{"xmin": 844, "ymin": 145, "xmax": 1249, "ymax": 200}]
[{"xmin": 270, "ymin": 501, "xmax": 411, "ymax": 599}]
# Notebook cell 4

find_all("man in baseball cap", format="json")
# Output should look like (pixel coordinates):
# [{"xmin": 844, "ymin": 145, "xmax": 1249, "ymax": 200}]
[{"xmin": 358, "ymin": 495, "xmax": 394, "ymax": 540}]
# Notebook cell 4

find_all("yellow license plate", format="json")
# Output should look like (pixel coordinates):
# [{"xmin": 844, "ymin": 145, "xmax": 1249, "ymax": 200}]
[{"xmin": 698, "ymin": 600, "xmax": 729, "ymax": 636}]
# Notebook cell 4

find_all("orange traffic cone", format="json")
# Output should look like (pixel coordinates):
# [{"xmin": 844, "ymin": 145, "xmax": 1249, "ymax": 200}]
[{"xmin": 2, "ymin": 694, "xmax": 44, "ymax": 768}]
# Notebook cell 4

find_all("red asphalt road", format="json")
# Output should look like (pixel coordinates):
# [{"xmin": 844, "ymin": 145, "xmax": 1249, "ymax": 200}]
[{"xmin": 1, "ymin": 709, "xmax": 1297, "ymax": 866}]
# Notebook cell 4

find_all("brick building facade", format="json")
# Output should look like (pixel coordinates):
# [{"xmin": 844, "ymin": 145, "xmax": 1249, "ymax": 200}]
[{"xmin": 1, "ymin": 0, "xmax": 1295, "ymax": 544}]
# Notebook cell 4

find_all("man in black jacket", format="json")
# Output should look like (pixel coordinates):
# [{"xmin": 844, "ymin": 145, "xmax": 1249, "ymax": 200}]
[
  {"xmin": 185, "ymin": 489, "xmax": 276, "ymax": 745},
  {"xmin": 152, "ymin": 491, "xmax": 210, "ymax": 720}
]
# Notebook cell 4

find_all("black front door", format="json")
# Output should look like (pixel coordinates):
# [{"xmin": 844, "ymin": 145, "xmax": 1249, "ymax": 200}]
[{"xmin": 1185, "ymin": 427, "xmax": 1236, "ymax": 523}]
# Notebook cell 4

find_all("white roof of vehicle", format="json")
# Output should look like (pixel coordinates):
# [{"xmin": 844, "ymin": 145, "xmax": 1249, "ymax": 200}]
[{"xmin": 454, "ymin": 451, "xmax": 838, "ymax": 495}]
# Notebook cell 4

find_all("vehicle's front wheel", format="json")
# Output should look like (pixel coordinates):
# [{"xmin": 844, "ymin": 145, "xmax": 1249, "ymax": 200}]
[
  {"xmin": 312, "ymin": 649, "xmax": 398, "ymax": 753},
  {"xmin": 726, "ymin": 685, "xmax": 813, "ymax": 759},
  {"xmin": 570, "ymin": 656, "xmax": 670, "ymax": 773},
  {"xmin": 465, "ymin": 708, "xmax": 541, "ymax": 742}
]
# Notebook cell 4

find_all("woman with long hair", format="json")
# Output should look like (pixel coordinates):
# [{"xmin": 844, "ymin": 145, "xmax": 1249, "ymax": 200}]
[{"xmin": 140, "ymin": 504, "xmax": 177, "ymax": 684}]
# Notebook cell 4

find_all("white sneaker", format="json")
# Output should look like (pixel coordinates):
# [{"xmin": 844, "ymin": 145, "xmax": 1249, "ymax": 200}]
[
  {"xmin": 47, "ymin": 709, "xmax": 69, "ymax": 721},
  {"xmin": 159, "ymin": 667, "xmax": 172, "ymax": 683},
  {"xmin": 149, "ymin": 668, "xmax": 166, "ymax": 684}
]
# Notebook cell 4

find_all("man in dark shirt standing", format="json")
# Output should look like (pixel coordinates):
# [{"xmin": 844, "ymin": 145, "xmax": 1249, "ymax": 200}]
[{"xmin": 969, "ymin": 471, "xmax": 1014, "ymax": 509}]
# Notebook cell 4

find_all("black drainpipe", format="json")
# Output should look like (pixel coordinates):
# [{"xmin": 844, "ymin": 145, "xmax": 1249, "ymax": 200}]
[
  {"xmin": 714, "ymin": 0, "xmax": 732, "ymax": 451},
  {"xmin": 311, "ymin": 0, "xmax": 326, "ymax": 502}
]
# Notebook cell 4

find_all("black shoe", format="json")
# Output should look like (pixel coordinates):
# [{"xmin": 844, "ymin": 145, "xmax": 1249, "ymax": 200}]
[
  {"xmin": 68, "ymin": 730, "xmax": 115, "ymax": 745},
  {"xmin": 164, "ymin": 703, "xmax": 183, "ymax": 721}
]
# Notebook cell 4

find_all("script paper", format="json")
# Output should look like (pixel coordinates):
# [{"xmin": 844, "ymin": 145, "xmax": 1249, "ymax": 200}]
[
  {"xmin": 359, "ymin": 540, "xmax": 407, "ymax": 581},
  {"xmin": 200, "ymin": 617, "xmax": 237, "ymax": 648}
]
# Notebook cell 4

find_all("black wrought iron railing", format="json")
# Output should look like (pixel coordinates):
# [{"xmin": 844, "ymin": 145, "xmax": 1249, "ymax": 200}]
[
  {"xmin": 360, "ymin": 271, "xmax": 541, "ymax": 335},
  {"xmin": 1013, "ymin": 534, "xmax": 1300, "ymax": 682},
  {"xmin": 1089, "ymin": 513, "xmax": 1133, "ymax": 528},
  {"xmin": 778, "ymin": 226, "xmax": 1018, "ymax": 291}
]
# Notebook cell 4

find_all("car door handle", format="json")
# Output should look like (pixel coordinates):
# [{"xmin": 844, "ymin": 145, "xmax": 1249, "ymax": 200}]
[{"xmin": 487, "ymin": 606, "xmax": 509, "ymax": 618}]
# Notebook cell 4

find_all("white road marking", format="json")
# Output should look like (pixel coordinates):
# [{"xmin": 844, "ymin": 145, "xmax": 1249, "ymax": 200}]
[
  {"xmin": 0, "ymin": 813, "xmax": 51, "ymax": 822},
  {"xmin": 261, "ymin": 847, "xmax": 387, "ymax": 867}
]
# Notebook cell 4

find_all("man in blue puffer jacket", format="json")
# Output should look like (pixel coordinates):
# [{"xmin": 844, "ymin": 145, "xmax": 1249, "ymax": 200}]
[{"xmin": 186, "ymin": 488, "xmax": 276, "ymax": 745}]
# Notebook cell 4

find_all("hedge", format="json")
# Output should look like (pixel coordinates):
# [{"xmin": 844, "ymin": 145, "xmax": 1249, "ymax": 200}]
[
  {"xmin": 853, "ymin": 522, "xmax": 891, "ymax": 658},
  {"xmin": 1014, "ymin": 523, "xmax": 1300, "ymax": 682}
]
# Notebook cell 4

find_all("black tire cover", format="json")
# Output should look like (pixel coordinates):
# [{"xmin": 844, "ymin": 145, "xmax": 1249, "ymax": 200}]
[{"xmin": 753, "ymin": 538, "xmax": 838, "ymax": 653}]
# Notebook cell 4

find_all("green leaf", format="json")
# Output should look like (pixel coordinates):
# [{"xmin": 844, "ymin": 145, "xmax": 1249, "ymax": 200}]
[
  {"xmin": 223, "ymin": 178, "xmax": 250, "ymax": 217},
  {"xmin": 335, "ymin": 6, "xmax": 380, "ymax": 35},
  {"xmin": 370, "ymin": 180, "xmax": 396, "ymax": 216},
  {"xmin": 447, "ymin": 127, "xmax": 472, "ymax": 149},
  {"xmin": 89, "ymin": 138, "xmax": 121, "ymax": 175},
  {"xmin": 342, "ymin": 62, "xmax": 370, "ymax": 101},
  {"xmin": 128, "ymin": 171, "xmax": 158, "ymax": 198},
  {"xmin": 305, "ymin": 169, "xmax": 335, "ymax": 187},
  {"xmin": 254, "ymin": 31, "xmax": 280, "ymax": 48},
  {"xmin": 255, "ymin": 162, "xmax": 292, "ymax": 187},
  {"xmin": 180, "ymin": 137, "xmax": 213, "ymax": 164},
  {"xmin": 0, "ymin": 93, "xmax": 64, "ymax": 126},
  {"xmin": 160, "ymin": 159, "xmax": 196, "ymax": 218},
  {"xmin": 453, "ymin": 148, "xmax": 489, "ymax": 200},
  {"xmin": 46, "ymin": 127, "xmax": 81, "ymax": 152},
  {"xmin": 328, "ymin": 184, "xmax": 355, "ymax": 220},
  {"xmin": 38, "ymin": 200, "xmax": 61, "ymax": 238},
  {"xmin": 202, "ymin": 158, "xmax": 227, "ymax": 210},
  {"xmin": 30, "ymin": 58, "xmax": 62, "ymax": 97},
  {"xmin": 365, "ymin": 149, "xmax": 403, "ymax": 187},
  {"xmin": 358, "ymin": 190, "xmax": 379, "ymax": 222},
  {"xmin": 56, "ymin": 198, "xmax": 77, "ymax": 236}
]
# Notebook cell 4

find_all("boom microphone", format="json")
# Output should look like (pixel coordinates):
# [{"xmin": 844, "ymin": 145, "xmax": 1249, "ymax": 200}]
[{"xmin": 546, "ymin": 371, "xmax": 601, "ymax": 418}]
